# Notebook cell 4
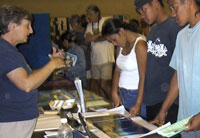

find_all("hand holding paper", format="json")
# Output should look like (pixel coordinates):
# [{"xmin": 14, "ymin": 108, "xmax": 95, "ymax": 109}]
[
  {"xmin": 185, "ymin": 113, "xmax": 200, "ymax": 132},
  {"xmin": 157, "ymin": 116, "xmax": 192, "ymax": 138}
]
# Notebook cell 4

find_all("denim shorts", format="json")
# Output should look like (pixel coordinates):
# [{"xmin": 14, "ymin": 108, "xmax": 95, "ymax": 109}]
[{"xmin": 119, "ymin": 87, "xmax": 146, "ymax": 118}]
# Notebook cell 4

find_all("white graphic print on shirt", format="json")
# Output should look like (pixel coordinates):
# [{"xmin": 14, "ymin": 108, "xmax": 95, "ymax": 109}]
[{"xmin": 147, "ymin": 38, "xmax": 168, "ymax": 57}]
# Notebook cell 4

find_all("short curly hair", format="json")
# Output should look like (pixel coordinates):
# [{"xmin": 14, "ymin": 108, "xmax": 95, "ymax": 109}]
[{"xmin": 0, "ymin": 5, "xmax": 32, "ymax": 35}]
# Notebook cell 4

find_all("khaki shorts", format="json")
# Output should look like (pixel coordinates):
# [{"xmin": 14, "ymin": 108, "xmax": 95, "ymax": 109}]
[
  {"xmin": 91, "ymin": 62, "xmax": 113, "ymax": 80},
  {"xmin": 0, "ymin": 118, "xmax": 37, "ymax": 138}
]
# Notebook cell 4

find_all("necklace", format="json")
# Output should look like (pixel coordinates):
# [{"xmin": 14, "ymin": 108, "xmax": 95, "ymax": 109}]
[
  {"xmin": 122, "ymin": 41, "xmax": 133, "ymax": 55},
  {"xmin": 122, "ymin": 35, "xmax": 138, "ymax": 55}
]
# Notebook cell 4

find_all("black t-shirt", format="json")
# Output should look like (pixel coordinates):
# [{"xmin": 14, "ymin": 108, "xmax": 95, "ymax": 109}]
[{"xmin": 143, "ymin": 16, "xmax": 181, "ymax": 106}]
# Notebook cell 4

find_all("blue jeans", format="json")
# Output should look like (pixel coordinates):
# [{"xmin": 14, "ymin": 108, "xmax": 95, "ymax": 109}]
[
  {"xmin": 119, "ymin": 88, "xmax": 146, "ymax": 118},
  {"xmin": 181, "ymin": 130, "xmax": 200, "ymax": 138}
]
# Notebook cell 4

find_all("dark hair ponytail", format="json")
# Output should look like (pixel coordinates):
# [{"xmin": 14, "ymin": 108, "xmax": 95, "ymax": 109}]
[{"xmin": 102, "ymin": 18, "xmax": 137, "ymax": 36}]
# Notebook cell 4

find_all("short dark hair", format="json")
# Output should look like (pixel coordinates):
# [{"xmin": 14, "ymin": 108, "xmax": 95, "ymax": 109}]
[
  {"xmin": 0, "ymin": 5, "xmax": 32, "ymax": 35},
  {"xmin": 178, "ymin": 0, "xmax": 200, "ymax": 16},
  {"xmin": 194, "ymin": 0, "xmax": 200, "ymax": 15},
  {"xmin": 70, "ymin": 15, "xmax": 81, "ymax": 25},
  {"xmin": 134, "ymin": 0, "xmax": 153, "ymax": 10},
  {"xmin": 134, "ymin": 0, "xmax": 164, "ymax": 10},
  {"xmin": 60, "ymin": 31, "xmax": 74, "ymax": 42}
]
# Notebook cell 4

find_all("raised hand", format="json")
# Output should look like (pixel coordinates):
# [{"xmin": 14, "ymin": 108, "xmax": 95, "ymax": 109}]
[{"xmin": 52, "ymin": 47, "xmax": 66, "ymax": 59}]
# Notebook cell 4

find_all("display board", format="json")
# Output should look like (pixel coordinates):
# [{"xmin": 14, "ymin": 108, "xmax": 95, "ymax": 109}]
[{"xmin": 19, "ymin": 13, "xmax": 51, "ymax": 69}]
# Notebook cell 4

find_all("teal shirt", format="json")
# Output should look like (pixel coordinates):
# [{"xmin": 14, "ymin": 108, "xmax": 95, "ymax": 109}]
[{"xmin": 170, "ymin": 21, "xmax": 200, "ymax": 120}]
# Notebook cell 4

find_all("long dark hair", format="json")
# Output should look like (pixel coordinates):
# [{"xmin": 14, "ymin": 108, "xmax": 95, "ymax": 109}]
[
  {"xmin": 102, "ymin": 18, "xmax": 137, "ymax": 36},
  {"xmin": 87, "ymin": 5, "xmax": 101, "ymax": 21}
]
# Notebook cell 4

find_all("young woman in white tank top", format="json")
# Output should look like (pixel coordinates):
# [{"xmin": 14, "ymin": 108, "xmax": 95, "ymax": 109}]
[{"xmin": 102, "ymin": 19, "xmax": 147, "ymax": 118}]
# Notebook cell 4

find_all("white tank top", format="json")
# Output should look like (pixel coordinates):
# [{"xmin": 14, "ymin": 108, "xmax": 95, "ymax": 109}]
[{"xmin": 116, "ymin": 36, "xmax": 146, "ymax": 89}]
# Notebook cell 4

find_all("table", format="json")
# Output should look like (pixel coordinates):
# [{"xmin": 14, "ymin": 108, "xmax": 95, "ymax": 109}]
[
  {"xmin": 32, "ymin": 130, "xmax": 87, "ymax": 138},
  {"xmin": 39, "ymin": 78, "xmax": 75, "ymax": 91},
  {"xmin": 32, "ymin": 114, "xmax": 164, "ymax": 138},
  {"xmin": 34, "ymin": 85, "xmax": 180, "ymax": 138}
]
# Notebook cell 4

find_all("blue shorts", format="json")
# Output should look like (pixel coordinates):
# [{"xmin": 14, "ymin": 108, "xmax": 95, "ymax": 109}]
[{"xmin": 119, "ymin": 87, "xmax": 146, "ymax": 118}]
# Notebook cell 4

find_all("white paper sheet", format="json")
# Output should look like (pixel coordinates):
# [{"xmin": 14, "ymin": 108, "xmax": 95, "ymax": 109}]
[
  {"xmin": 139, "ymin": 122, "xmax": 171, "ymax": 137},
  {"xmin": 74, "ymin": 78, "xmax": 85, "ymax": 113},
  {"xmin": 34, "ymin": 114, "xmax": 61, "ymax": 132}
]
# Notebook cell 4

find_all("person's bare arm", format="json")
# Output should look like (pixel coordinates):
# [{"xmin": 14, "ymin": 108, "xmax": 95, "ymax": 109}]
[
  {"xmin": 94, "ymin": 34, "xmax": 106, "ymax": 42},
  {"xmin": 85, "ymin": 32, "xmax": 99, "ymax": 43},
  {"xmin": 151, "ymin": 71, "xmax": 179, "ymax": 125},
  {"xmin": 111, "ymin": 65, "xmax": 122, "ymax": 107},
  {"xmin": 7, "ymin": 55, "xmax": 65, "ymax": 92},
  {"xmin": 85, "ymin": 32, "xmax": 106, "ymax": 43},
  {"xmin": 129, "ymin": 40, "xmax": 147, "ymax": 116}
]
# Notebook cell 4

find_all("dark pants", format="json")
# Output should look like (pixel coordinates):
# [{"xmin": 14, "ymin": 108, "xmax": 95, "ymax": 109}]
[{"xmin": 146, "ymin": 102, "xmax": 178, "ymax": 124}]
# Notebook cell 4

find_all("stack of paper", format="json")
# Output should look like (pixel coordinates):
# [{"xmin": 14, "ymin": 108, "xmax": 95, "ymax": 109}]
[
  {"xmin": 74, "ymin": 78, "xmax": 85, "ymax": 113},
  {"xmin": 34, "ymin": 114, "xmax": 61, "ymax": 132}
]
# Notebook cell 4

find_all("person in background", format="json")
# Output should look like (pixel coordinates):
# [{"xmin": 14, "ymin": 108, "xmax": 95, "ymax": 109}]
[
  {"xmin": 134, "ymin": 0, "xmax": 181, "ymax": 123},
  {"xmin": 70, "ymin": 15, "xmax": 91, "ymax": 89},
  {"xmin": 70, "ymin": 15, "xmax": 87, "ymax": 47},
  {"xmin": 80, "ymin": 14, "xmax": 89, "ymax": 29},
  {"xmin": 151, "ymin": 0, "xmax": 200, "ymax": 137},
  {"xmin": 60, "ymin": 31, "xmax": 87, "ymax": 88},
  {"xmin": 102, "ymin": 18, "xmax": 147, "ymax": 117},
  {"xmin": 0, "ymin": 5, "xmax": 65, "ymax": 138},
  {"xmin": 85, "ymin": 5, "xmax": 115, "ymax": 100}
]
